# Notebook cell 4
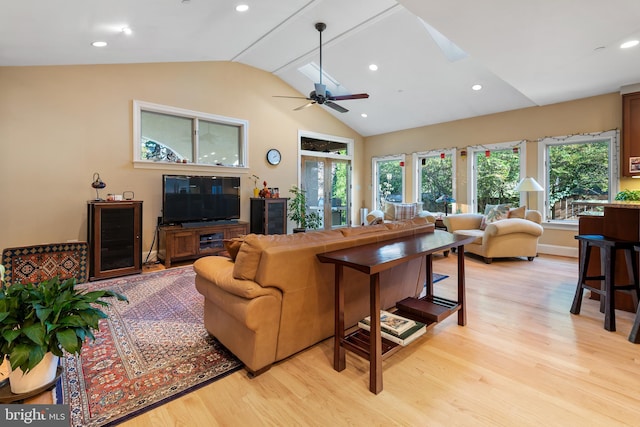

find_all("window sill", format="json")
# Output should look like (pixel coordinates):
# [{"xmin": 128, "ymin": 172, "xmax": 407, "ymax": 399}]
[
  {"xmin": 541, "ymin": 220, "xmax": 579, "ymax": 231},
  {"xmin": 133, "ymin": 161, "xmax": 249, "ymax": 174}
]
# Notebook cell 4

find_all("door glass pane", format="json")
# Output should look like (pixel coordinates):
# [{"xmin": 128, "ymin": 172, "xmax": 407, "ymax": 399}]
[
  {"xmin": 303, "ymin": 159, "xmax": 325, "ymax": 229},
  {"xmin": 140, "ymin": 111, "xmax": 192, "ymax": 162},
  {"xmin": 330, "ymin": 161, "xmax": 349, "ymax": 227},
  {"xmin": 198, "ymin": 120, "xmax": 241, "ymax": 166}
]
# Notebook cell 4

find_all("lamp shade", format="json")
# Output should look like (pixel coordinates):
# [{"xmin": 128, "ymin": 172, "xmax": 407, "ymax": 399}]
[{"xmin": 515, "ymin": 177, "xmax": 544, "ymax": 192}]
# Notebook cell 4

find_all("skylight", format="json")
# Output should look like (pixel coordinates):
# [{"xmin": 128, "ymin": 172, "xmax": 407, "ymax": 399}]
[
  {"xmin": 298, "ymin": 62, "xmax": 351, "ymax": 95},
  {"xmin": 418, "ymin": 18, "xmax": 468, "ymax": 62}
]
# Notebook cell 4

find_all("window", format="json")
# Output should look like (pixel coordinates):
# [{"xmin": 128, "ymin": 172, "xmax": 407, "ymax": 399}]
[
  {"xmin": 538, "ymin": 131, "xmax": 618, "ymax": 222},
  {"xmin": 469, "ymin": 142, "xmax": 525, "ymax": 213},
  {"xmin": 414, "ymin": 150, "xmax": 455, "ymax": 213},
  {"xmin": 133, "ymin": 100, "xmax": 248, "ymax": 168},
  {"xmin": 372, "ymin": 155, "xmax": 405, "ymax": 210}
]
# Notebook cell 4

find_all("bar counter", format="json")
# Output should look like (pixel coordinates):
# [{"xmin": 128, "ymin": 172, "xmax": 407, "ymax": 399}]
[{"xmin": 578, "ymin": 201, "xmax": 640, "ymax": 312}]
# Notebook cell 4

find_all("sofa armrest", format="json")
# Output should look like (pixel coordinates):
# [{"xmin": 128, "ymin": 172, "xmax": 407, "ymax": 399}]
[
  {"xmin": 484, "ymin": 218, "xmax": 544, "ymax": 237},
  {"xmin": 193, "ymin": 256, "xmax": 279, "ymax": 300},
  {"xmin": 443, "ymin": 214, "xmax": 483, "ymax": 232}
]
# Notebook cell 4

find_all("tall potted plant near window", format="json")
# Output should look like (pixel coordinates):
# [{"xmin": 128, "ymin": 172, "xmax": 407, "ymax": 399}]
[
  {"xmin": 288, "ymin": 185, "xmax": 321, "ymax": 232},
  {"xmin": 0, "ymin": 274, "xmax": 127, "ymax": 393}
]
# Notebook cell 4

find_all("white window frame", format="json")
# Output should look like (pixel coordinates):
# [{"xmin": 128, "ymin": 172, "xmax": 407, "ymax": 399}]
[
  {"xmin": 132, "ymin": 100, "xmax": 249, "ymax": 172},
  {"xmin": 467, "ymin": 141, "xmax": 526, "ymax": 213},
  {"xmin": 372, "ymin": 154, "xmax": 406, "ymax": 211},
  {"xmin": 412, "ymin": 149, "xmax": 457, "ymax": 209},
  {"xmin": 537, "ymin": 130, "xmax": 619, "ymax": 226}
]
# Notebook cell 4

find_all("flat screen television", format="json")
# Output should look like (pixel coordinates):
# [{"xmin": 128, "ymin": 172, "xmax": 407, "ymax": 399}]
[{"xmin": 162, "ymin": 175, "xmax": 241, "ymax": 225}]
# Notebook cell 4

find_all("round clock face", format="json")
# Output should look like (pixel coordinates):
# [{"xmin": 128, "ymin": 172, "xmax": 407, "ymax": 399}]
[{"xmin": 267, "ymin": 149, "xmax": 281, "ymax": 165}]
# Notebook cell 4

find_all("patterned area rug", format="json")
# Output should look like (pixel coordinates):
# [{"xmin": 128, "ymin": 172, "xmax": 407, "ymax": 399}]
[
  {"xmin": 58, "ymin": 266, "xmax": 243, "ymax": 427},
  {"xmin": 1, "ymin": 242, "xmax": 88, "ymax": 284}
]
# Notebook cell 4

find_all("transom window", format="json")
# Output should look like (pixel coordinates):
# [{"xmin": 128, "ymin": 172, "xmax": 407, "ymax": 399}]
[{"xmin": 133, "ymin": 100, "xmax": 248, "ymax": 168}]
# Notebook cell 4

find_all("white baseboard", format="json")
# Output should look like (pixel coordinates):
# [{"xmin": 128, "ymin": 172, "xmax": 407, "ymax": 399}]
[{"xmin": 537, "ymin": 243, "xmax": 577, "ymax": 258}]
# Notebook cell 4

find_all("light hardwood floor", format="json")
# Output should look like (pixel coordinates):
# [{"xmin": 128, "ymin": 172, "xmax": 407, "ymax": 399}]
[{"xmin": 50, "ymin": 254, "xmax": 640, "ymax": 425}]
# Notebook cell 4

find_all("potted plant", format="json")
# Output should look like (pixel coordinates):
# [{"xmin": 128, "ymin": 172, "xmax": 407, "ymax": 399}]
[
  {"xmin": 288, "ymin": 185, "xmax": 321, "ymax": 232},
  {"xmin": 0, "ymin": 274, "xmax": 127, "ymax": 393}
]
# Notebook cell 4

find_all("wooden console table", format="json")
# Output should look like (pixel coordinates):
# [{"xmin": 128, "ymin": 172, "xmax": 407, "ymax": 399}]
[{"xmin": 317, "ymin": 230, "xmax": 475, "ymax": 394}]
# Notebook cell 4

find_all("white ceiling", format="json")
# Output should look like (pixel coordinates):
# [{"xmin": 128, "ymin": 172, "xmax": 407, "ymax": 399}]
[{"xmin": 2, "ymin": 0, "xmax": 640, "ymax": 136}]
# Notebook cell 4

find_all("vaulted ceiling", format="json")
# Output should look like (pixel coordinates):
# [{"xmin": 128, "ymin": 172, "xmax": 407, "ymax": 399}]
[{"xmin": 2, "ymin": 0, "xmax": 639, "ymax": 136}]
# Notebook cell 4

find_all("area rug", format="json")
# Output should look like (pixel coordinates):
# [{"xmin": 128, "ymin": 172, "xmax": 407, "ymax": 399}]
[
  {"xmin": 1, "ymin": 242, "xmax": 88, "ymax": 284},
  {"xmin": 58, "ymin": 266, "xmax": 243, "ymax": 427}
]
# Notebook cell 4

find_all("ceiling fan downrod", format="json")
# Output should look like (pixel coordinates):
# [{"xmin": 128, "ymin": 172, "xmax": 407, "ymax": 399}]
[{"xmin": 315, "ymin": 22, "xmax": 326, "ymax": 87}]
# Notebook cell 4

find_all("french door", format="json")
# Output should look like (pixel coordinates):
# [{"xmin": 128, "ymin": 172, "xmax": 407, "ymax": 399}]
[{"xmin": 301, "ymin": 156, "xmax": 351, "ymax": 229}]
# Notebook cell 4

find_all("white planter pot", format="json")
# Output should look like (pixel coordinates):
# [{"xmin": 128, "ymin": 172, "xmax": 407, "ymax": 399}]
[{"xmin": 9, "ymin": 352, "xmax": 59, "ymax": 394}]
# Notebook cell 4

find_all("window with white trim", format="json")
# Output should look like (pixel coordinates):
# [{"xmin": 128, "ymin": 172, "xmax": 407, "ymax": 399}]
[
  {"xmin": 538, "ymin": 130, "xmax": 618, "ymax": 222},
  {"xmin": 414, "ymin": 150, "xmax": 456, "ymax": 214},
  {"xmin": 469, "ymin": 142, "xmax": 525, "ymax": 213},
  {"xmin": 133, "ymin": 100, "xmax": 248, "ymax": 168},
  {"xmin": 372, "ymin": 155, "xmax": 405, "ymax": 211}
]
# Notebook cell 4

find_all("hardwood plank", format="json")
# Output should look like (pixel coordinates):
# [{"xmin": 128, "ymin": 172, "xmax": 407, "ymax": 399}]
[{"xmin": 39, "ymin": 254, "xmax": 640, "ymax": 425}]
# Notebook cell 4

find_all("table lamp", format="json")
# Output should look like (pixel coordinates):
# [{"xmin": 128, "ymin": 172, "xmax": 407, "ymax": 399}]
[
  {"xmin": 91, "ymin": 172, "xmax": 107, "ymax": 201},
  {"xmin": 436, "ymin": 194, "xmax": 456, "ymax": 215},
  {"xmin": 515, "ymin": 177, "xmax": 544, "ymax": 208}
]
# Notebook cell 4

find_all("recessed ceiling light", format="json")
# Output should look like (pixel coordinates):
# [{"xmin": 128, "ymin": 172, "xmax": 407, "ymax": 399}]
[
  {"xmin": 361, "ymin": 113, "xmax": 368, "ymax": 118},
  {"xmin": 368, "ymin": 64, "xmax": 378, "ymax": 71},
  {"xmin": 91, "ymin": 41, "xmax": 107, "ymax": 47},
  {"xmin": 122, "ymin": 27, "xmax": 132, "ymax": 35},
  {"xmin": 621, "ymin": 40, "xmax": 639, "ymax": 49},
  {"xmin": 472, "ymin": 84, "xmax": 483, "ymax": 91},
  {"xmin": 236, "ymin": 4, "xmax": 249, "ymax": 12}
]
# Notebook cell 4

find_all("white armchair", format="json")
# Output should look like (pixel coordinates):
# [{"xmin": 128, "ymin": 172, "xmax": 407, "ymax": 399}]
[{"xmin": 442, "ymin": 210, "xmax": 543, "ymax": 263}]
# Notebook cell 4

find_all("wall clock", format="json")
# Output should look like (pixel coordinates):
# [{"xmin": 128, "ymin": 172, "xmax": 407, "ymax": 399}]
[{"xmin": 266, "ymin": 149, "xmax": 281, "ymax": 165}]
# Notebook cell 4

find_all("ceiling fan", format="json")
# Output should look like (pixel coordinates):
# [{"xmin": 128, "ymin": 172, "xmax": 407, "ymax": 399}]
[{"xmin": 275, "ymin": 22, "xmax": 369, "ymax": 113}]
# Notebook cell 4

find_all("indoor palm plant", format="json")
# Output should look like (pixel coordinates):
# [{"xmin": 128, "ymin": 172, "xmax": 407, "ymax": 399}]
[
  {"xmin": 288, "ymin": 185, "xmax": 321, "ymax": 232},
  {"xmin": 0, "ymin": 273, "xmax": 127, "ymax": 393}
]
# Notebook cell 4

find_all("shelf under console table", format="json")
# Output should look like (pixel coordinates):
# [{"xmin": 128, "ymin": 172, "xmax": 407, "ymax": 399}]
[
  {"xmin": 158, "ymin": 221, "xmax": 248, "ymax": 267},
  {"xmin": 317, "ymin": 230, "xmax": 475, "ymax": 394}
]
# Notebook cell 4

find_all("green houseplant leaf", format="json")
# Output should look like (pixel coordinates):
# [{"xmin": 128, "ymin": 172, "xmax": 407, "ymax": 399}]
[
  {"xmin": 287, "ymin": 185, "xmax": 321, "ymax": 230},
  {"xmin": 0, "ymin": 275, "xmax": 128, "ymax": 373}
]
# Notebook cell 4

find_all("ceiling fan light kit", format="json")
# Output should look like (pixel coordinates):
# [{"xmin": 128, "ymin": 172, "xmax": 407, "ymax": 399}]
[{"xmin": 275, "ymin": 22, "xmax": 369, "ymax": 113}]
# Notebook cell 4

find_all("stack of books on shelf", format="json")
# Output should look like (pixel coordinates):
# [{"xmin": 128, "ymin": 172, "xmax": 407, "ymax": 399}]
[{"xmin": 358, "ymin": 310, "xmax": 426, "ymax": 346}]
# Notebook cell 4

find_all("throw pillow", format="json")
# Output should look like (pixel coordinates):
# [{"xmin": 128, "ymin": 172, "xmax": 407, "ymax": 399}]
[
  {"xmin": 508, "ymin": 205, "xmax": 526, "ymax": 219},
  {"xmin": 394, "ymin": 203, "xmax": 417, "ymax": 220},
  {"xmin": 365, "ymin": 210, "xmax": 384, "ymax": 225},
  {"xmin": 480, "ymin": 204, "xmax": 510, "ymax": 230},
  {"xmin": 223, "ymin": 237, "xmax": 244, "ymax": 261}
]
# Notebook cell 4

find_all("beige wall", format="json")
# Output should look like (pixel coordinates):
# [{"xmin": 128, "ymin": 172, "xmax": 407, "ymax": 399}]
[
  {"xmin": 0, "ymin": 62, "xmax": 364, "ymax": 254},
  {"xmin": 363, "ymin": 93, "xmax": 640, "ymax": 254}
]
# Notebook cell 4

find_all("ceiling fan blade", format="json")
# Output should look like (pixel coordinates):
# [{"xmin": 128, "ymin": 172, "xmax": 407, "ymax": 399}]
[
  {"xmin": 329, "ymin": 93, "xmax": 370, "ymax": 101},
  {"xmin": 294, "ymin": 101, "xmax": 316, "ymax": 111},
  {"xmin": 273, "ymin": 95, "xmax": 310, "ymax": 100},
  {"xmin": 314, "ymin": 83, "xmax": 326, "ymax": 98},
  {"xmin": 325, "ymin": 101, "xmax": 348, "ymax": 113}
]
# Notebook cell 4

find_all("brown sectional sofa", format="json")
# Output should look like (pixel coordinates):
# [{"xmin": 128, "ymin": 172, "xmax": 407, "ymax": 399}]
[{"xmin": 193, "ymin": 217, "xmax": 435, "ymax": 375}]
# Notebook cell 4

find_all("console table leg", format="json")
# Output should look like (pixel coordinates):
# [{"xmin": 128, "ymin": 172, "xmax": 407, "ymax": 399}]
[
  {"xmin": 425, "ymin": 253, "xmax": 434, "ymax": 297},
  {"xmin": 370, "ymin": 273, "xmax": 382, "ymax": 394},
  {"xmin": 457, "ymin": 245, "xmax": 467, "ymax": 326},
  {"xmin": 334, "ymin": 265, "xmax": 346, "ymax": 372}
]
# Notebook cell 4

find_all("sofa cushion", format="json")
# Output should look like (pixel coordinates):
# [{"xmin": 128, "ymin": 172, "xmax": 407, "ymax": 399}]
[
  {"xmin": 452, "ymin": 229, "xmax": 484, "ymax": 245},
  {"xmin": 480, "ymin": 204, "xmax": 510, "ymax": 230},
  {"xmin": 340, "ymin": 223, "xmax": 388, "ymax": 237}
]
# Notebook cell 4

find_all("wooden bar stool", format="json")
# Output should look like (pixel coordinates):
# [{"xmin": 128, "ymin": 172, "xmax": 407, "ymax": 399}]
[
  {"xmin": 570, "ymin": 234, "xmax": 640, "ymax": 332},
  {"xmin": 630, "ymin": 245, "xmax": 640, "ymax": 343}
]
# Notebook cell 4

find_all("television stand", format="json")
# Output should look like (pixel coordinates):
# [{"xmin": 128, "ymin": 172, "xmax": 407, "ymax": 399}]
[{"xmin": 158, "ymin": 221, "xmax": 248, "ymax": 267}]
